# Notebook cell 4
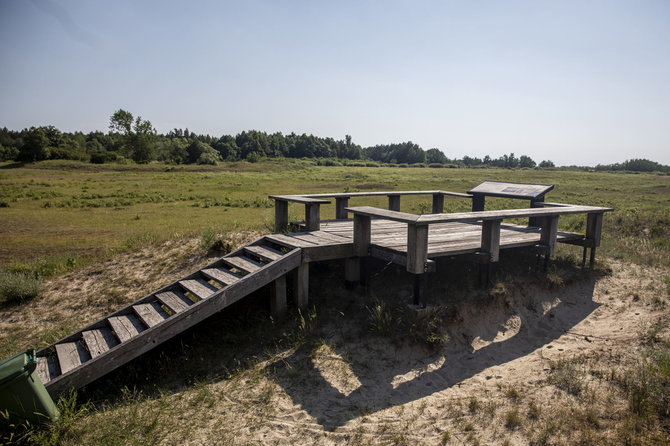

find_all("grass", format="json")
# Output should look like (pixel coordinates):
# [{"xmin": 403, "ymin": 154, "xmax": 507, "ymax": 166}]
[
  {"xmin": 0, "ymin": 159, "xmax": 669, "ymax": 444},
  {"xmin": 2, "ymin": 159, "xmax": 669, "ymax": 269}
]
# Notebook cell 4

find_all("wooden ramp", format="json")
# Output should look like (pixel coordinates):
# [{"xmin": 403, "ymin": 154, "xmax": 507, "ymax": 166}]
[{"xmin": 36, "ymin": 237, "xmax": 301, "ymax": 396}]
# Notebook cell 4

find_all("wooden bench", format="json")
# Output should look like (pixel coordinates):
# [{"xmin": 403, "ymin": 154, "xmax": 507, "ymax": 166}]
[
  {"xmin": 269, "ymin": 190, "xmax": 472, "ymax": 232},
  {"xmin": 346, "ymin": 203, "xmax": 613, "ymax": 275}
]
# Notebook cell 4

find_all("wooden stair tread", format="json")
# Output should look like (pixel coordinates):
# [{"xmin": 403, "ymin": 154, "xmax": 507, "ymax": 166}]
[
  {"xmin": 201, "ymin": 267, "xmax": 241, "ymax": 286},
  {"xmin": 223, "ymin": 255, "xmax": 264, "ymax": 273},
  {"xmin": 36, "ymin": 356, "xmax": 55, "ymax": 384},
  {"xmin": 244, "ymin": 245, "xmax": 284, "ymax": 262},
  {"xmin": 134, "ymin": 302, "xmax": 170, "ymax": 327},
  {"xmin": 156, "ymin": 290, "xmax": 193, "ymax": 313},
  {"xmin": 82, "ymin": 327, "xmax": 119, "ymax": 358},
  {"xmin": 55, "ymin": 342, "xmax": 91, "ymax": 375},
  {"xmin": 109, "ymin": 314, "xmax": 146, "ymax": 342},
  {"xmin": 179, "ymin": 278, "xmax": 218, "ymax": 299}
]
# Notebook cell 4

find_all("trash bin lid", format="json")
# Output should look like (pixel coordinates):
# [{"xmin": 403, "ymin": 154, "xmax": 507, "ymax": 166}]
[{"xmin": 0, "ymin": 349, "xmax": 37, "ymax": 387}]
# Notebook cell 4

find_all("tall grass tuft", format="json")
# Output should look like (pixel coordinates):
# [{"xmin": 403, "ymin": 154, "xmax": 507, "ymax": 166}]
[{"xmin": 0, "ymin": 270, "xmax": 41, "ymax": 304}]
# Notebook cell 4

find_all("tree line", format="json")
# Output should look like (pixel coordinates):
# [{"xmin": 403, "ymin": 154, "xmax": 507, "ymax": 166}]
[{"xmin": 1, "ymin": 109, "xmax": 668, "ymax": 172}]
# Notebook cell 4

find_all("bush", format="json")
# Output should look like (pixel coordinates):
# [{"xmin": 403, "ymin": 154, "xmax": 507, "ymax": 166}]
[
  {"xmin": 0, "ymin": 270, "xmax": 42, "ymax": 304},
  {"xmin": 0, "ymin": 145, "xmax": 19, "ymax": 161},
  {"xmin": 197, "ymin": 152, "xmax": 220, "ymax": 165},
  {"xmin": 89, "ymin": 151, "xmax": 118, "ymax": 164},
  {"xmin": 428, "ymin": 163, "xmax": 445, "ymax": 168}
]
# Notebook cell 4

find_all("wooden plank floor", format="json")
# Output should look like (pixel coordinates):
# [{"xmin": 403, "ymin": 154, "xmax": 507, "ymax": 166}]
[{"xmin": 285, "ymin": 219, "xmax": 584, "ymax": 258}]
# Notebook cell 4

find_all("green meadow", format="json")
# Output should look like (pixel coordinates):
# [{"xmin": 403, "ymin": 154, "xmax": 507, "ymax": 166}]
[{"xmin": 1, "ymin": 159, "xmax": 669, "ymax": 271}]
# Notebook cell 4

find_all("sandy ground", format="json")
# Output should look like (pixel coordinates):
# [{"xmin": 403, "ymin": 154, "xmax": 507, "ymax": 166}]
[{"xmin": 2, "ymin": 240, "xmax": 668, "ymax": 445}]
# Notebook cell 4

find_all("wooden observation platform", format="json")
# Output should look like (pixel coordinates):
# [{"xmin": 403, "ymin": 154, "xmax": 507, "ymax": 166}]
[{"xmin": 33, "ymin": 181, "xmax": 612, "ymax": 396}]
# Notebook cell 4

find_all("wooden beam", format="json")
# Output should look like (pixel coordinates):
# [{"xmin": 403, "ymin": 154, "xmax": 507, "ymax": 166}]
[
  {"xmin": 271, "ymin": 275, "xmax": 287, "ymax": 318},
  {"xmin": 353, "ymin": 214, "xmax": 371, "ymax": 257},
  {"xmin": 344, "ymin": 258, "xmax": 360, "ymax": 283},
  {"xmin": 335, "ymin": 196, "xmax": 350, "ymax": 219},
  {"xmin": 540, "ymin": 215, "xmax": 559, "ymax": 254},
  {"xmin": 305, "ymin": 203, "xmax": 321, "ymax": 231},
  {"xmin": 388, "ymin": 194, "xmax": 401, "ymax": 212},
  {"xmin": 295, "ymin": 263, "xmax": 309, "ymax": 309},
  {"xmin": 586, "ymin": 212, "xmax": 603, "ymax": 247},
  {"xmin": 480, "ymin": 219, "xmax": 502, "ymax": 262},
  {"xmin": 432, "ymin": 193, "xmax": 444, "ymax": 214},
  {"xmin": 407, "ymin": 223, "xmax": 429, "ymax": 274},
  {"xmin": 472, "ymin": 194, "xmax": 485, "ymax": 212},
  {"xmin": 275, "ymin": 199, "xmax": 288, "ymax": 233}
]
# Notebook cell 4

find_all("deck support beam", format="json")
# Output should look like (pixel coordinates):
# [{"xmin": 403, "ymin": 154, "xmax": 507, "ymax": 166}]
[
  {"xmin": 305, "ymin": 204, "xmax": 321, "ymax": 231},
  {"xmin": 407, "ymin": 223, "xmax": 429, "ymax": 306},
  {"xmin": 271, "ymin": 275, "xmax": 287, "ymax": 318},
  {"xmin": 294, "ymin": 263, "xmax": 309, "ymax": 309},
  {"xmin": 353, "ymin": 214, "xmax": 371, "ymax": 285},
  {"xmin": 275, "ymin": 199, "xmax": 289, "ymax": 233},
  {"xmin": 528, "ymin": 194, "xmax": 545, "ymax": 227},
  {"xmin": 335, "ymin": 197, "xmax": 350, "ymax": 220},
  {"xmin": 344, "ymin": 257, "xmax": 360, "ymax": 286},
  {"xmin": 584, "ymin": 212, "xmax": 604, "ymax": 268},
  {"xmin": 477, "ymin": 219, "xmax": 501, "ymax": 287},
  {"xmin": 388, "ymin": 194, "xmax": 401, "ymax": 212},
  {"xmin": 432, "ymin": 194, "xmax": 444, "ymax": 214}
]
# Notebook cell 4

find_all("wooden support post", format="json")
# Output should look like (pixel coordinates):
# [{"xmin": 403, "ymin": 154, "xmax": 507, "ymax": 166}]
[
  {"xmin": 407, "ymin": 223, "xmax": 429, "ymax": 274},
  {"xmin": 294, "ymin": 263, "xmax": 309, "ymax": 309},
  {"xmin": 270, "ymin": 275, "xmax": 287, "ymax": 318},
  {"xmin": 353, "ymin": 214, "xmax": 372, "ymax": 257},
  {"xmin": 539, "ymin": 215, "xmax": 559, "ymax": 255},
  {"xmin": 305, "ymin": 203, "xmax": 321, "ymax": 231},
  {"xmin": 472, "ymin": 194, "xmax": 485, "ymax": 212},
  {"xmin": 388, "ymin": 195, "xmax": 401, "ymax": 212},
  {"xmin": 275, "ymin": 199, "xmax": 289, "ymax": 233},
  {"xmin": 480, "ymin": 219, "xmax": 501, "ymax": 262},
  {"xmin": 431, "ymin": 194, "xmax": 444, "ymax": 214},
  {"xmin": 585, "ymin": 212, "xmax": 603, "ymax": 268},
  {"xmin": 528, "ymin": 194, "xmax": 545, "ymax": 227},
  {"xmin": 344, "ymin": 257, "xmax": 360, "ymax": 286},
  {"xmin": 335, "ymin": 197, "xmax": 350, "ymax": 220}
]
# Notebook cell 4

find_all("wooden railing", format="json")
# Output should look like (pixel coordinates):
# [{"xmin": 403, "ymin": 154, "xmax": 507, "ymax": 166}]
[
  {"xmin": 345, "ymin": 204, "xmax": 613, "ymax": 274},
  {"xmin": 269, "ymin": 190, "xmax": 472, "ymax": 232}
]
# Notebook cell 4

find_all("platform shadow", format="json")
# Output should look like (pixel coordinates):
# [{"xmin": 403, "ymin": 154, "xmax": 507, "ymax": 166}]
[{"xmin": 268, "ymin": 278, "xmax": 600, "ymax": 428}]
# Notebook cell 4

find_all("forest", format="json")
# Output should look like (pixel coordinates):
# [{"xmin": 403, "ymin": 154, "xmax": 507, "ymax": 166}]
[{"xmin": 1, "ymin": 109, "xmax": 668, "ymax": 173}]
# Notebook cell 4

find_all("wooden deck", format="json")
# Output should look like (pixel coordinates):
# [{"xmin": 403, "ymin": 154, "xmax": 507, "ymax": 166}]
[{"xmin": 266, "ymin": 218, "xmax": 583, "ymax": 262}]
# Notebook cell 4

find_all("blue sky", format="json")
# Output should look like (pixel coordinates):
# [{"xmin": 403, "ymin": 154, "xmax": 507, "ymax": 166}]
[{"xmin": 1, "ymin": 0, "xmax": 669, "ymax": 165}]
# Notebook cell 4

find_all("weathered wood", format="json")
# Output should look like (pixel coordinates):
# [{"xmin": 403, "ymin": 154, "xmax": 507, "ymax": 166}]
[
  {"xmin": 156, "ymin": 290, "xmax": 193, "ymax": 313},
  {"xmin": 274, "ymin": 199, "xmax": 289, "ymax": 233},
  {"xmin": 271, "ymin": 275, "xmax": 287, "ymax": 318},
  {"xmin": 305, "ymin": 203, "xmax": 321, "ymax": 231},
  {"xmin": 353, "ymin": 214, "xmax": 372, "ymax": 257},
  {"xmin": 201, "ymin": 267, "xmax": 241, "ymax": 286},
  {"xmin": 245, "ymin": 245, "xmax": 283, "ymax": 262},
  {"xmin": 279, "ymin": 190, "xmax": 472, "ymax": 199},
  {"xmin": 223, "ymin": 256, "xmax": 264, "ymax": 274},
  {"xmin": 388, "ymin": 195, "xmax": 401, "ymax": 212},
  {"xmin": 472, "ymin": 194, "xmax": 485, "ymax": 212},
  {"xmin": 36, "ymin": 356, "xmax": 51, "ymax": 383},
  {"xmin": 134, "ymin": 302, "xmax": 169, "ymax": 328},
  {"xmin": 407, "ymin": 223, "xmax": 429, "ymax": 274},
  {"xmin": 539, "ymin": 215, "xmax": 559, "ymax": 254},
  {"xmin": 335, "ymin": 196, "xmax": 350, "ymax": 219},
  {"xmin": 179, "ymin": 278, "xmax": 218, "ymax": 299},
  {"xmin": 301, "ymin": 243, "xmax": 353, "ymax": 262},
  {"xmin": 295, "ymin": 263, "xmax": 309, "ymax": 309},
  {"xmin": 269, "ymin": 195, "xmax": 330, "ymax": 204},
  {"xmin": 36, "ymin": 355, "xmax": 60, "ymax": 384},
  {"xmin": 586, "ymin": 212, "xmax": 604, "ymax": 247},
  {"xmin": 432, "ymin": 194, "xmax": 444, "ymax": 214},
  {"xmin": 82, "ymin": 328, "xmax": 119, "ymax": 358},
  {"xmin": 55, "ymin": 342, "xmax": 90, "ymax": 375},
  {"xmin": 108, "ymin": 314, "xmax": 146, "ymax": 343},
  {"xmin": 265, "ymin": 233, "xmax": 318, "ymax": 248},
  {"xmin": 43, "ymin": 249, "xmax": 302, "ymax": 395},
  {"xmin": 480, "ymin": 219, "xmax": 502, "ymax": 262},
  {"xmin": 467, "ymin": 181, "xmax": 554, "ymax": 200}
]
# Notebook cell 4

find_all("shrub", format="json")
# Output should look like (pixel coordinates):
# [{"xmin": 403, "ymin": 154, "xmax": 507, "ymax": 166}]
[
  {"xmin": 89, "ymin": 151, "xmax": 118, "ymax": 164},
  {"xmin": 0, "ymin": 145, "xmax": 19, "ymax": 161},
  {"xmin": 0, "ymin": 270, "xmax": 42, "ymax": 304}
]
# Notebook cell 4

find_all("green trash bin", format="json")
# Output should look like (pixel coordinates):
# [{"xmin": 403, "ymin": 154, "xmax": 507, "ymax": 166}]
[{"xmin": 0, "ymin": 349, "xmax": 59, "ymax": 427}]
